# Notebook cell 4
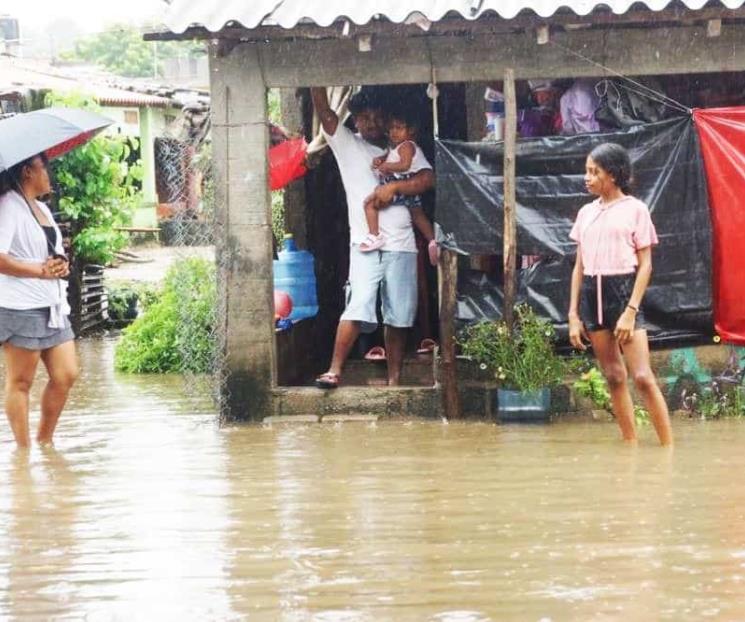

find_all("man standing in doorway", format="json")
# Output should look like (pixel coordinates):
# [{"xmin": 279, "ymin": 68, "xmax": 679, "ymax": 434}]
[{"xmin": 310, "ymin": 87, "xmax": 435, "ymax": 388}]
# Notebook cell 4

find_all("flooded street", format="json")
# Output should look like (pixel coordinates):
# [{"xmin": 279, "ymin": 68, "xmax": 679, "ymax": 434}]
[{"xmin": 1, "ymin": 339, "xmax": 745, "ymax": 621}]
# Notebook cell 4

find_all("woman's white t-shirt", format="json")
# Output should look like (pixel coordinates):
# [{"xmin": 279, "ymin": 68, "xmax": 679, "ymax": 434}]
[{"xmin": 0, "ymin": 190, "xmax": 69, "ymax": 311}]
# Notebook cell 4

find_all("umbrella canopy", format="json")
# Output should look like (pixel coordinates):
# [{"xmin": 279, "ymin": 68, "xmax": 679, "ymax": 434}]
[{"xmin": 0, "ymin": 107, "xmax": 113, "ymax": 172}]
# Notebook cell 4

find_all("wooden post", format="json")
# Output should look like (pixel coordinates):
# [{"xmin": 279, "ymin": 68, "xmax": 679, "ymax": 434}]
[
  {"xmin": 439, "ymin": 248, "xmax": 462, "ymax": 419},
  {"xmin": 503, "ymin": 68, "xmax": 518, "ymax": 331}
]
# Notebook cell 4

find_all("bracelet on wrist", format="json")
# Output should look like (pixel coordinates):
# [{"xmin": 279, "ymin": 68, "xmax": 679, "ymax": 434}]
[{"xmin": 627, "ymin": 304, "xmax": 639, "ymax": 313}]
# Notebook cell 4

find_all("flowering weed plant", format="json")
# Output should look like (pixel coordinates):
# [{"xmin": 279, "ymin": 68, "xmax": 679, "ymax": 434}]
[
  {"xmin": 573, "ymin": 366, "xmax": 650, "ymax": 426},
  {"xmin": 458, "ymin": 304, "xmax": 566, "ymax": 391}
]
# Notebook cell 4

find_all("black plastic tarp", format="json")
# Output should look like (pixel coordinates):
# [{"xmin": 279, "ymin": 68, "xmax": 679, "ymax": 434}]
[{"xmin": 435, "ymin": 117, "xmax": 713, "ymax": 343}]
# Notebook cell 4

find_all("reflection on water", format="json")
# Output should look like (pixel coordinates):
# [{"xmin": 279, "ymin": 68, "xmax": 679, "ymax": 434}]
[{"xmin": 1, "ymin": 338, "xmax": 745, "ymax": 620}]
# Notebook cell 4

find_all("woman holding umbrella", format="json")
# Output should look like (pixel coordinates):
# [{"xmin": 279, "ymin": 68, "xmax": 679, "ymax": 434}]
[
  {"xmin": 0, "ymin": 155, "xmax": 76, "ymax": 449},
  {"xmin": 0, "ymin": 107, "xmax": 111, "ymax": 448}
]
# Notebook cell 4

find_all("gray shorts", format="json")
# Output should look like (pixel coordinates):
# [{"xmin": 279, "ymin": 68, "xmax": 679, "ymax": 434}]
[
  {"xmin": 0, "ymin": 307, "xmax": 75, "ymax": 351},
  {"xmin": 341, "ymin": 246, "xmax": 418, "ymax": 330}
]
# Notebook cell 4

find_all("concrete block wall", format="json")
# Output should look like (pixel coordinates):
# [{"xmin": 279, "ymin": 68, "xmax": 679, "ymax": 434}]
[{"xmin": 210, "ymin": 42, "xmax": 276, "ymax": 420}]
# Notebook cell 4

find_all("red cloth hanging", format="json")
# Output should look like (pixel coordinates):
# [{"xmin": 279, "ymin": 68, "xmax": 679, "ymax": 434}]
[
  {"xmin": 269, "ymin": 137, "xmax": 307, "ymax": 191},
  {"xmin": 694, "ymin": 108, "xmax": 745, "ymax": 344}
]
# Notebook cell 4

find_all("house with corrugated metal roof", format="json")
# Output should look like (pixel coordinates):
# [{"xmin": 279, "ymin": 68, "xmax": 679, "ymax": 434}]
[
  {"xmin": 148, "ymin": 0, "xmax": 745, "ymax": 422},
  {"xmin": 0, "ymin": 55, "xmax": 185, "ymax": 220}
]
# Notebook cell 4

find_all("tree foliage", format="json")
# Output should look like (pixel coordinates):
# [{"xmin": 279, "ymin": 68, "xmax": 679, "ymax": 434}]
[
  {"xmin": 46, "ymin": 91, "xmax": 143, "ymax": 264},
  {"xmin": 61, "ymin": 25, "xmax": 204, "ymax": 79}
]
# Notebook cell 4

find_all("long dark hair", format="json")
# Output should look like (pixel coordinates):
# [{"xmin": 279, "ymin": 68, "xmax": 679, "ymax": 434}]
[
  {"xmin": 588, "ymin": 143, "xmax": 633, "ymax": 195},
  {"xmin": 0, "ymin": 153, "xmax": 48, "ymax": 197}
]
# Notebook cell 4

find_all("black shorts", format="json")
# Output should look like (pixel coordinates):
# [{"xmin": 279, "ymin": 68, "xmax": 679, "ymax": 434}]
[{"xmin": 580, "ymin": 273, "xmax": 646, "ymax": 332}]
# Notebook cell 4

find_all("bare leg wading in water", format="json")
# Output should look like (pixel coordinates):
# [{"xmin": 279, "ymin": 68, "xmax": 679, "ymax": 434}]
[{"xmin": 4, "ymin": 340, "xmax": 79, "ymax": 448}]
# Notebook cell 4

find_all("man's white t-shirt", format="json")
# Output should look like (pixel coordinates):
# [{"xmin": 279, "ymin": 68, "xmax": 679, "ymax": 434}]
[
  {"xmin": 323, "ymin": 124, "xmax": 417, "ymax": 253},
  {"xmin": 0, "ymin": 190, "xmax": 69, "ymax": 311}
]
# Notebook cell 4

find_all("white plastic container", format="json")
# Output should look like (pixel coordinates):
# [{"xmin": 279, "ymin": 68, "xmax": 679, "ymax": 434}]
[{"xmin": 485, "ymin": 113, "xmax": 505, "ymax": 141}]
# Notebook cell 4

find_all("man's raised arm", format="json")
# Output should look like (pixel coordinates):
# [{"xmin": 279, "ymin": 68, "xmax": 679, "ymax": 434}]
[{"xmin": 310, "ymin": 87, "xmax": 339, "ymax": 136}]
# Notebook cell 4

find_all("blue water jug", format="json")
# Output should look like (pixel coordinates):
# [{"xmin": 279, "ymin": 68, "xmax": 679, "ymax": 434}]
[{"xmin": 273, "ymin": 234, "xmax": 318, "ymax": 321}]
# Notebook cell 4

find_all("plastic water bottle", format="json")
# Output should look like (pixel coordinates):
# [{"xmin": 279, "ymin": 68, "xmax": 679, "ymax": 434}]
[{"xmin": 273, "ymin": 234, "xmax": 318, "ymax": 321}]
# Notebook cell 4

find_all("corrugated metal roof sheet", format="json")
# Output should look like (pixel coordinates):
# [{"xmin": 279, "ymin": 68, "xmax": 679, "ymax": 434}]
[
  {"xmin": 0, "ymin": 57, "xmax": 178, "ymax": 109},
  {"xmin": 164, "ymin": 0, "xmax": 745, "ymax": 33}
]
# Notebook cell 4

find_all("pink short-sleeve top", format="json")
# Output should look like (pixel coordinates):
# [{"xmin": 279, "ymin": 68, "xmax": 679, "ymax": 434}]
[{"xmin": 569, "ymin": 195, "xmax": 658, "ymax": 276}]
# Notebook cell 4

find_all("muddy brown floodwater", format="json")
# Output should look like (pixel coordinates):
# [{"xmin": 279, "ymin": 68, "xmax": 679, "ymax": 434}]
[{"xmin": 1, "ymin": 338, "xmax": 745, "ymax": 621}]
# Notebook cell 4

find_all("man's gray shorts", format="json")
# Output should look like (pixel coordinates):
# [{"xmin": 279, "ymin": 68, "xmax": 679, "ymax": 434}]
[{"xmin": 340, "ymin": 246, "xmax": 418, "ymax": 330}]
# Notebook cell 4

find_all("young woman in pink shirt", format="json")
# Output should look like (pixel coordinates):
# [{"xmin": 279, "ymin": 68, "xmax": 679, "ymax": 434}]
[{"xmin": 568, "ymin": 143, "xmax": 673, "ymax": 446}]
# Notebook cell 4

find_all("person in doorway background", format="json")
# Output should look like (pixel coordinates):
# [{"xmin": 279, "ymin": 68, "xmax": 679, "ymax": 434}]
[
  {"xmin": 0, "ymin": 154, "xmax": 79, "ymax": 449},
  {"xmin": 310, "ymin": 87, "xmax": 435, "ymax": 389},
  {"xmin": 568, "ymin": 143, "xmax": 673, "ymax": 446}
]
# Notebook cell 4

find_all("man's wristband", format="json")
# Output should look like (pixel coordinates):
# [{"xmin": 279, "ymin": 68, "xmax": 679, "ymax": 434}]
[{"xmin": 627, "ymin": 304, "xmax": 639, "ymax": 313}]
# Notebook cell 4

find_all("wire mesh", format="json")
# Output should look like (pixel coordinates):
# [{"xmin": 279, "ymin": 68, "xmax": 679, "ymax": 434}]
[{"xmin": 152, "ymin": 103, "xmax": 230, "ymax": 412}]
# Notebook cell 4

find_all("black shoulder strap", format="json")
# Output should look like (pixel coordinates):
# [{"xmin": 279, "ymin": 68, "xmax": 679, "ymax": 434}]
[{"xmin": 18, "ymin": 190, "xmax": 57, "ymax": 257}]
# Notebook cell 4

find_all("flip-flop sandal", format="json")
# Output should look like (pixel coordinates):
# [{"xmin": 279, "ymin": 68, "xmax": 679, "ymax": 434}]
[
  {"xmin": 364, "ymin": 346, "xmax": 387, "ymax": 361},
  {"xmin": 315, "ymin": 372, "xmax": 340, "ymax": 389},
  {"xmin": 416, "ymin": 338, "xmax": 438, "ymax": 354}
]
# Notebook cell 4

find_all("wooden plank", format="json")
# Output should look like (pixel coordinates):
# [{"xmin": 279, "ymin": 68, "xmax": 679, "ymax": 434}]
[
  {"xmin": 114, "ymin": 226, "xmax": 161, "ymax": 232},
  {"xmin": 439, "ymin": 248, "xmax": 462, "ymax": 420},
  {"xmin": 465, "ymin": 81, "xmax": 489, "ymax": 141},
  {"xmin": 80, "ymin": 292, "xmax": 105, "ymax": 302},
  {"xmin": 503, "ymin": 68, "xmax": 517, "ymax": 332}
]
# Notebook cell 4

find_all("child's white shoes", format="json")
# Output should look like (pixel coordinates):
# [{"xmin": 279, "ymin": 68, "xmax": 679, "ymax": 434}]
[{"xmin": 359, "ymin": 233, "xmax": 386, "ymax": 252}]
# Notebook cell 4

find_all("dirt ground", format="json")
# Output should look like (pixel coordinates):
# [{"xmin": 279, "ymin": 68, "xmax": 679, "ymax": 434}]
[{"xmin": 104, "ymin": 245, "xmax": 215, "ymax": 284}]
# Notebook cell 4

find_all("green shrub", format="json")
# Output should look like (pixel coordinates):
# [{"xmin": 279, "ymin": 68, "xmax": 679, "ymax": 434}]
[
  {"xmin": 46, "ymin": 91, "xmax": 143, "ymax": 265},
  {"xmin": 685, "ymin": 385, "xmax": 745, "ymax": 419},
  {"xmin": 106, "ymin": 281, "xmax": 160, "ymax": 323},
  {"xmin": 573, "ymin": 367, "xmax": 612, "ymax": 411},
  {"xmin": 271, "ymin": 190, "xmax": 285, "ymax": 242},
  {"xmin": 267, "ymin": 88, "xmax": 285, "ymax": 243},
  {"xmin": 107, "ymin": 284, "xmax": 138, "ymax": 322},
  {"xmin": 573, "ymin": 366, "xmax": 650, "ymax": 426},
  {"xmin": 114, "ymin": 258, "xmax": 216, "ymax": 373}
]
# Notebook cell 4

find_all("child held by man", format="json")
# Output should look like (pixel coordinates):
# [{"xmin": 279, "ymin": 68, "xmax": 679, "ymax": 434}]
[{"xmin": 360, "ymin": 108, "xmax": 438, "ymax": 265}]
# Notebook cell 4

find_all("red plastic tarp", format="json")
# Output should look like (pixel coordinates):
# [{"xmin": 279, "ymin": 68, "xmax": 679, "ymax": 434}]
[
  {"xmin": 269, "ymin": 137, "xmax": 307, "ymax": 191},
  {"xmin": 694, "ymin": 108, "xmax": 745, "ymax": 344}
]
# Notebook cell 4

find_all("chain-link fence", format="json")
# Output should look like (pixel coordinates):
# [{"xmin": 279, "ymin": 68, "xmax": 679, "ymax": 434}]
[{"xmin": 151, "ymin": 103, "xmax": 229, "ymax": 410}]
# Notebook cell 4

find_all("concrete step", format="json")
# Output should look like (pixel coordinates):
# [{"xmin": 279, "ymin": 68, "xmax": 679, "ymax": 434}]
[
  {"xmin": 338, "ymin": 356, "xmax": 435, "ymax": 387},
  {"xmin": 271, "ymin": 385, "xmax": 441, "ymax": 420}
]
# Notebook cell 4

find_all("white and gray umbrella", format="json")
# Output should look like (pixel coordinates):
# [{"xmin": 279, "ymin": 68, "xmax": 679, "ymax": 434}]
[{"xmin": 0, "ymin": 107, "xmax": 113, "ymax": 172}]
